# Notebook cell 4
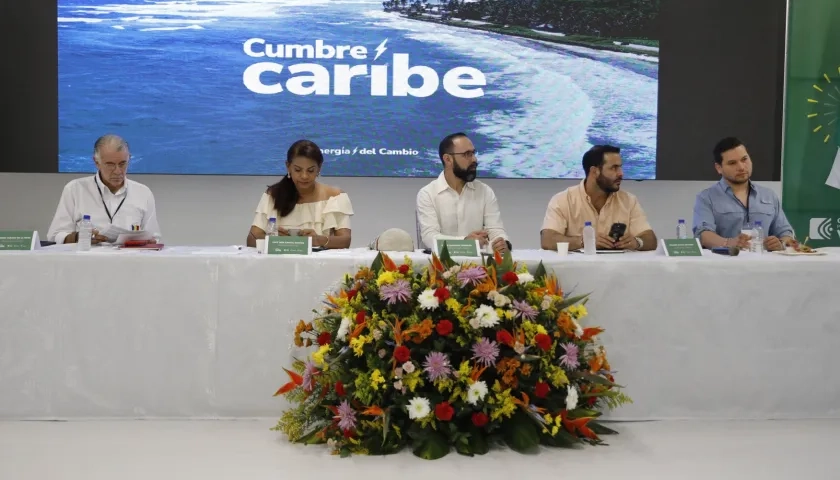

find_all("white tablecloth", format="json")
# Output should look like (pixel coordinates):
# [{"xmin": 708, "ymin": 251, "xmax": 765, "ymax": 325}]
[{"xmin": 1, "ymin": 246, "xmax": 838, "ymax": 420}]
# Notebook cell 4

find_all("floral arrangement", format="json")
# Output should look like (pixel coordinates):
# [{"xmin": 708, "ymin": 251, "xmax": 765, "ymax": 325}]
[{"xmin": 273, "ymin": 247, "xmax": 631, "ymax": 459}]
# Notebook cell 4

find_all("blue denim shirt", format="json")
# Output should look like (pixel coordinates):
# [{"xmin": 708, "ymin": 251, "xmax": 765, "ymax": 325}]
[{"xmin": 692, "ymin": 179, "xmax": 794, "ymax": 239}]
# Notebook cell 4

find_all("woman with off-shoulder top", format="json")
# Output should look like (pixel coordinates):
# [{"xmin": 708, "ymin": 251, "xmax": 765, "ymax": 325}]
[{"xmin": 247, "ymin": 139, "xmax": 354, "ymax": 249}]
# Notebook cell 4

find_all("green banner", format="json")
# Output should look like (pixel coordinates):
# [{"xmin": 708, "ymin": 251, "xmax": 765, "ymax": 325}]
[
  {"xmin": 436, "ymin": 239, "xmax": 480, "ymax": 257},
  {"xmin": 267, "ymin": 236, "xmax": 311, "ymax": 255},
  {"xmin": 0, "ymin": 231, "xmax": 37, "ymax": 250},
  {"xmin": 661, "ymin": 239, "xmax": 703, "ymax": 257},
  {"xmin": 783, "ymin": 0, "xmax": 840, "ymax": 246}
]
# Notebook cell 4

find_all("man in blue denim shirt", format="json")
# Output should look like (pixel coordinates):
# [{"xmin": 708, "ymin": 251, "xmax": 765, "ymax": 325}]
[{"xmin": 692, "ymin": 137, "xmax": 794, "ymax": 251}]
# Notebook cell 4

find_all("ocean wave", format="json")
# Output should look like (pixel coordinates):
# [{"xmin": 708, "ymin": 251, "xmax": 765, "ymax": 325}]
[
  {"xmin": 58, "ymin": 17, "xmax": 104, "ymax": 23},
  {"xmin": 120, "ymin": 16, "xmax": 219, "ymax": 25},
  {"xmin": 139, "ymin": 25, "xmax": 205, "ymax": 32},
  {"xmin": 61, "ymin": 0, "xmax": 383, "ymax": 20},
  {"xmin": 364, "ymin": 11, "xmax": 657, "ymax": 178}
]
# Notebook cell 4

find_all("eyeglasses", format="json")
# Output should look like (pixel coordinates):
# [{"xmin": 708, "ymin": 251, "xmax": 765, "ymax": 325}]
[
  {"xmin": 101, "ymin": 161, "xmax": 129, "ymax": 171},
  {"xmin": 449, "ymin": 150, "xmax": 477, "ymax": 160}
]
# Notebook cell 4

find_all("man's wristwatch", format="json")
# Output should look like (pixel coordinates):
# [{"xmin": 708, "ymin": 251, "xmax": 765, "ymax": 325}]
[{"xmin": 635, "ymin": 236, "xmax": 644, "ymax": 250}]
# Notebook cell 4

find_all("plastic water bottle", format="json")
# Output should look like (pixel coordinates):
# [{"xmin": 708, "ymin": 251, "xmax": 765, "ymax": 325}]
[
  {"xmin": 583, "ymin": 221, "xmax": 596, "ymax": 255},
  {"xmin": 752, "ymin": 221, "xmax": 764, "ymax": 253},
  {"xmin": 676, "ymin": 219, "xmax": 688, "ymax": 239},
  {"xmin": 266, "ymin": 217, "xmax": 278, "ymax": 237},
  {"xmin": 78, "ymin": 215, "xmax": 92, "ymax": 251}
]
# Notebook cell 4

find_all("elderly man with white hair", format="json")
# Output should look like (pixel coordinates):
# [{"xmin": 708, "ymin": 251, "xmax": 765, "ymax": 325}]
[{"xmin": 47, "ymin": 134, "xmax": 161, "ymax": 244}]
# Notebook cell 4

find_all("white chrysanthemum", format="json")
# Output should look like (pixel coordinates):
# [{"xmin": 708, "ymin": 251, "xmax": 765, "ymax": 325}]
[
  {"xmin": 474, "ymin": 304, "xmax": 500, "ymax": 328},
  {"xmin": 541, "ymin": 296, "xmax": 552, "ymax": 311},
  {"xmin": 517, "ymin": 273, "xmax": 535, "ymax": 284},
  {"xmin": 469, "ymin": 317, "xmax": 481, "ymax": 329},
  {"xmin": 402, "ymin": 361, "xmax": 415, "ymax": 374},
  {"xmin": 336, "ymin": 316, "xmax": 352, "ymax": 342},
  {"xmin": 467, "ymin": 381, "xmax": 489, "ymax": 405},
  {"xmin": 418, "ymin": 289, "xmax": 440, "ymax": 310},
  {"xmin": 493, "ymin": 293, "xmax": 511, "ymax": 308},
  {"xmin": 407, "ymin": 397, "xmax": 431, "ymax": 420},
  {"xmin": 566, "ymin": 385, "xmax": 579, "ymax": 410},
  {"xmin": 372, "ymin": 329, "xmax": 383, "ymax": 340},
  {"xmin": 571, "ymin": 317, "xmax": 584, "ymax": 338}
]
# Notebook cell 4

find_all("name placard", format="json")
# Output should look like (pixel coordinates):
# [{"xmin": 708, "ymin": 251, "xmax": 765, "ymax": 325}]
[
  {"xmin": 0, "ymin": 230, "xmax": 39, "ymax": 251},
  {"xmin": 436, "ymin": 239, "xmax": 480, "ymax": 257},
  {"xmin": 267, "ymin": 235, "xmax": 312, "ymax": 255},
  {"xmin": 662, "ymin": 238, "xmax": 703, "ymax": 257}
]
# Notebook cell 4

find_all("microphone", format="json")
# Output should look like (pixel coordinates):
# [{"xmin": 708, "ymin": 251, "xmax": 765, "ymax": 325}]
[{"xmin": 711, "ymin": 246, "xmax": 740, "ymax": 256}]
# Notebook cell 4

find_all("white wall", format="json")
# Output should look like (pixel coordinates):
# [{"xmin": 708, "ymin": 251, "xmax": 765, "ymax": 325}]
[{"xmin": 0, "ymin": 173, "xmax": 780, "ymax": 248}]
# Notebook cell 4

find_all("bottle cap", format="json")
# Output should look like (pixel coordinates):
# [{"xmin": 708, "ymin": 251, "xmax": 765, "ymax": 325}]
[
  {"xmin": 755, "ymin": 221, "xmax": 762, "ymax": 226},
  {"xmin": 585, "ymin": 221, "xmax": 592, "ymax": 226},
  {"xmin": 83, "ymin": 215, "xmax": 90, "ymax": 220},
  {"xmin": 269, "ymin": 217, "xmax": 276, "ymax": 222},
  {"xmin": 678, "ymin": 219, "xmax": 685, "ymax": 223}
]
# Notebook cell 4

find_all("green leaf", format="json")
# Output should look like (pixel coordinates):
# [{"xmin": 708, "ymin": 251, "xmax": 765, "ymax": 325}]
[
  {"xmin": 569, "ymin": 372, "xmax": 623, "ymax": 388},
  {"xmin": 541, "ymin": 429, "xmax": 581, "ymax": 448},
  {"xmin": 468, "ymin": 428, "xmax": 490, "ymax": 455},
  {"xmin": 370, "ymin": 251, "xmax": 385, "ymax": 273},
  {"xmin": 534, "ymin": 262, "xmax": 547, "ymax": 281},
  {"xmin": 439, "ymin": 243, "xmax": 456, "ymax": 269},
  {"xmin": 555, "ymin": 293, "xmax": 591, "ymax": 311},
  {"xmin": 412, "ymin": 431, "xmax": 450, "ymax": 460},
  {"xmin": 588, "ymin": 421, "xmax": 619, "ymax": 435},
  {"xmin": 499, "ymin": 249, "xmax": 514, "ymax": 274},
  {"xmin": 568, "ymin": 408, "xmax": 601, "ymax": 419},
  {"xmin": 382, "ymin": 408, "xmax": 391, "ymax": 447},
  {"xmin": 503, "ymin": 412, "xmax": 540, "ymax": 454}
]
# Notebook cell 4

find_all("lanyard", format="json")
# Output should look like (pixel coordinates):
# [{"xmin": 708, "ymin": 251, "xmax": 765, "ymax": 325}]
[{"xmin": 95, "ymin": 175, "xmax": 127, "ymax": 224}]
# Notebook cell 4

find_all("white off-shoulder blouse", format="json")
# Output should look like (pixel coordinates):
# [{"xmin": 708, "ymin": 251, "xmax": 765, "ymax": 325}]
[{"xmin": 252, "ymin": 192, "xmax": 354, "ymax": 236}]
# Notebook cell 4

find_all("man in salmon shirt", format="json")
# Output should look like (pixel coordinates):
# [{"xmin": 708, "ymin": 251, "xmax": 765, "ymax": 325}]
[{"xmin": 539, "ymin": 145, "xmax": 657, "ymax": 251}]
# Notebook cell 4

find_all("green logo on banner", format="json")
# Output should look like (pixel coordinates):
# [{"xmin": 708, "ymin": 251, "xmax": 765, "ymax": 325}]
[
  {"xmin": 783, "ymin": 0, "xmax": 840, "ymax": 247},
  {"xmin": 661, "ymin": 239, "xmax": 703, "ymax": 257},
  {"xmin": 267, "ymin": 235, "xmax": 312, "ymax": 255},
  {"xmin": 0, "ymin": 230, "xmax": 37, "ymax": 250},
  {"xmin": 436, "ymin": 239, "xmax": 480, "ymax": 257}
]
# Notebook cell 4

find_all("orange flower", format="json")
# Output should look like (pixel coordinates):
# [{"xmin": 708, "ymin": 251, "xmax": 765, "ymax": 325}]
[
  {"xmin": 556, "ymin": 311, "xmax": 576, "ymax": 338},
  {"xmin": 403, "ymin": 318, "xmax": 434, "ymax": 344}
]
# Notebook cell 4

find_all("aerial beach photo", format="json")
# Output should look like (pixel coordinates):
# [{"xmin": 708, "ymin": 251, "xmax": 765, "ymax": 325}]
[{"xmin": 58, "ymin": 0, "xmax": 660, "ymax": 178}]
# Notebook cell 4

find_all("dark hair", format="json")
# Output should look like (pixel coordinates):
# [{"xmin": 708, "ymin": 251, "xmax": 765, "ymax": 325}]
[
  {"xmin": 267, "ymin": 139, "xmax": 324, "ymax": 217},
  {"xmin": 582, "ymin": 145, "xmax": 620, "ymax": 175},
  {"xmin": 713, "ymin": 137, "xmax": 744, "ymax": 164},
  {"xmin": 438, "ymin": 132, "xmax": 468, "ymax": 164}
]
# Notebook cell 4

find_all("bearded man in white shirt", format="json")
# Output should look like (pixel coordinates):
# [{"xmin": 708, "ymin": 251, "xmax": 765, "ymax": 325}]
[
  {"xmin": 416, "ymin": 132, "xmax": 511, "ymax": 253},
  {"xmin": 47, "ymin": 134, "xmax": 161, "ymax": 244}
]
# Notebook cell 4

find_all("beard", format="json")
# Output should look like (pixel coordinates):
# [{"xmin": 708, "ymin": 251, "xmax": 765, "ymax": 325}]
[
  {"xmin": 453, "ymin": 162, "xmax": 478, "ymax": 183},
  {"xmin": 596, "ymin": 173, "xmax": 620, "ymax": 193}
]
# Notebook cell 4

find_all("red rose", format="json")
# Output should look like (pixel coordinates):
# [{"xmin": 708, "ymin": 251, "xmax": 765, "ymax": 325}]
[
  {"xmin": 355, "ymin": 311, "xmax": 366, "ymax": 325},
  {"xmin": 534, "ymin": 381, "xmax": 550, "ymax": 398},
  {"xmin": 587, "ymin": 397, "xmax": 597, "ymax": 407},
  {"xmin": 346, "ymin": 289, "xmax": 357, "ymax": 299},
  {"xmin": 502, "ymin": 271, "xmax": 519, "ymax": 285},
  {"xmin": 343, "ymin": 429, "xmax": 354, "ymax": 438},
  {"xmin": 496, "ymin": 330, "xmax": 514, "ymax": 347},
  {"xmin": 394, "ymin": 345, "xmax": 411, "ymax": 363},
  {"xmin": 535, "ymin": 333, "xmax": 552, "ymax": 351},
  {"xmin": 471, "ymin": 412, "xmax": 489, "ymax": 427},
  {"xmin": 433, "ymin": 287, "xmax": 450, "ymax": 302},
  {"xmin": 399, "ymin": 264, "xmax": 410, "ymax": 274},
  {"xmin": 335, "ymin": 381, "xmax": 345, "ymax": 396},
  {"xmin": 436, "ymin": 319, "xmax": 454, "ymax": 336},
  {"xmin": 317, "ymin": 332, "xmax": 332, "ymax": 346},
  {"xmin": 435, "ymin": 402, "xmax": 454, "ymax": 421}
]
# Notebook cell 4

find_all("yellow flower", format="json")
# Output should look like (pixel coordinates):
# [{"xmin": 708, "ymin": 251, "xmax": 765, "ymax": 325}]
[
  {"xmin": 376, "ymin": 271, "xmax": 397, "ymax": 286},
  {"xmin": 457, "ymin": 360, "xmax": 471, "ymax": 380},
  {"xmin": 402, "ymin": 369, "xmax": 423, "ymax": 392},
  {"xmin": 535, "ymin": 324, "xmax": 547, "ymax": 335},
  {"xmin": 445, "ymin": 298, "xmax": 462, "ymax": 313},
  {"xmin": 568, "ymin": 304, "xmax": 588, "ymax": 319},
  {"xmin": 370, "ymin": 369, "xmax": 385, "ymax": 391},
  {"xmin": 547, "ymin": 365, "xmax": 569, "ymax": 388},
  {"xmin": 350, "ymin": 335, "xmax": 370, "ymax": 357},
  {"xmin": 503, "ymin": 310, "xmax": 516, "ymax": 320},
  {"xmin": 311, "ymin": 344, "xmax": 331, "ymax": 367}
]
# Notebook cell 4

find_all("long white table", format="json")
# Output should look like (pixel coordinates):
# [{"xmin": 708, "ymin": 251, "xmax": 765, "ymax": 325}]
[{"xmin": 1, "ymin": 246, "xmax": 838, "ymax": 420}]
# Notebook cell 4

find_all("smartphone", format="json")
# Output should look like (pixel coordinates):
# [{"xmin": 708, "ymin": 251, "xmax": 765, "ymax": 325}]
[{"xmin": 609, "ymin": 223, "xmax": 627, "ymax": 242}]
